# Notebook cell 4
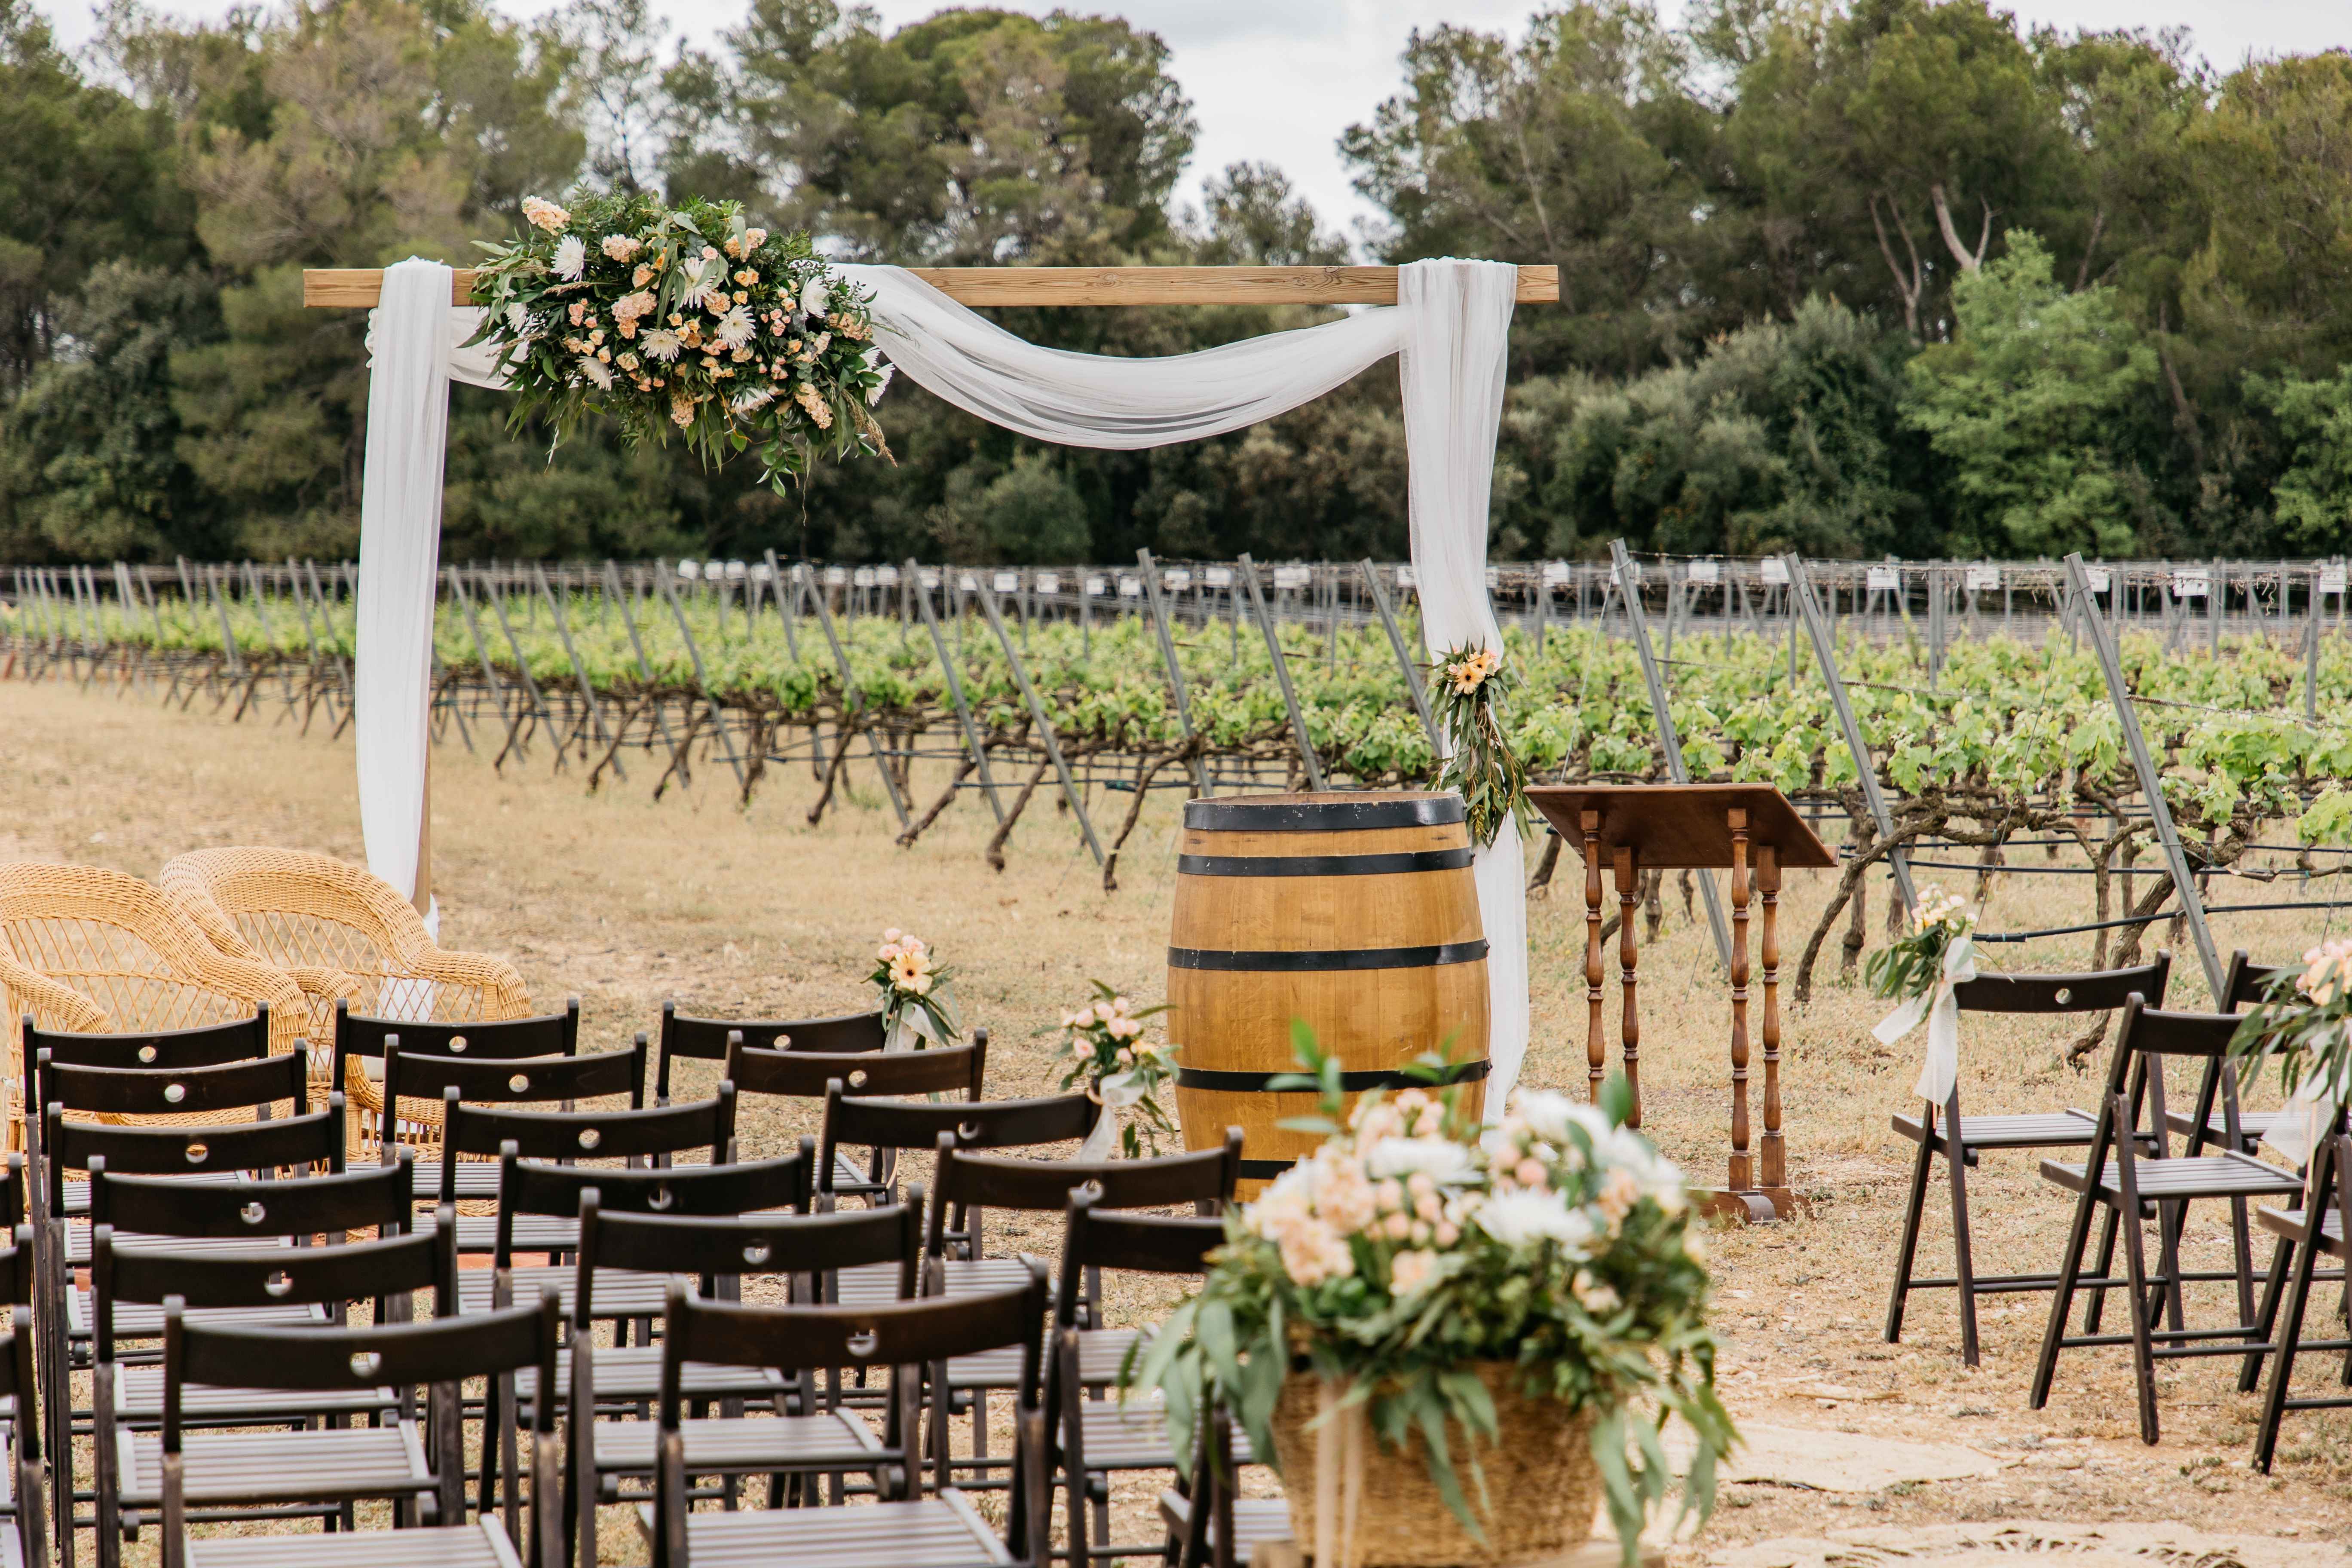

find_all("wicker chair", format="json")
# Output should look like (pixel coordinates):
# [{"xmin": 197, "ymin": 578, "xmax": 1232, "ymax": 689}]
[
  {"xmin": 0, "ymin": 862, "xmax": 308, "ymax": 1143},
  {"xmin": 157, "ymin": 846, "xmax": 532, "ymax": 1149}
]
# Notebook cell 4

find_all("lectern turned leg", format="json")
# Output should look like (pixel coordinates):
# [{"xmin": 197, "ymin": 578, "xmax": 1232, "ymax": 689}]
[
  {"xmin": 1583, "ymin": 811, "xmax": 1605, "ymax": 1104},
  {"xmin": 1728, "ymin": 808, "xmax": 1752, "ymax": 1194},
  {"xmin": 1615, "ymin": 846, "xmax": 1640, "ymax": 1127},
  {"xmin": 1759, "ymin": 846, "xmax": 1783, "ymax": 1191}
]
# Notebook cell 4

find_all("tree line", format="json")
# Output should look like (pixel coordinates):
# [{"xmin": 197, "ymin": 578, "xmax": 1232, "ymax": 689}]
[{"xmin": 3, "ymin": 0, "xmax": 2350, "ymax": 567}]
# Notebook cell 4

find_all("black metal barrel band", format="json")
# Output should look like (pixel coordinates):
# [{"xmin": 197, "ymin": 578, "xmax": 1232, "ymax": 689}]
[
  {"xmin": 1165, "ymin": 940, "xmax": 1489, "ymax": 972},
  {"xmin": 1176, "ymin": 1060, "xmax": 1492, "ymax": 1094},
  {"xmin": 1182, "ymin": 796, "xmax": 1465, "ymax": 833},
  {"xmin": 1175, "ymin": 848, "xmax": 1475, "ymax": 877}
]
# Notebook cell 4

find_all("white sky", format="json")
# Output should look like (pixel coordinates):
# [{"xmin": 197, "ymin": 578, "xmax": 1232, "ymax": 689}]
[{"xmin": 36, "ymin": 0, "xmax": 2352, "ymax": 249}]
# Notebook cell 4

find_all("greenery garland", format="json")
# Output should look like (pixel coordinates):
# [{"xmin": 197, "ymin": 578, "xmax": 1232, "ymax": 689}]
[
  {"xmin": 466, "ymin": 192, "xmax": 893, "ymax": 487},
  {"xmin": 1429, "ymin": 640, "xmax": 1535, "ymax": 848}
]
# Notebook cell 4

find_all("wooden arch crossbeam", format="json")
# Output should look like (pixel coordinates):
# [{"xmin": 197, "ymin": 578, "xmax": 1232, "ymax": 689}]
[{"xmin": 301, "ymin": 264, "xmax": 1560, "ymax": 309}]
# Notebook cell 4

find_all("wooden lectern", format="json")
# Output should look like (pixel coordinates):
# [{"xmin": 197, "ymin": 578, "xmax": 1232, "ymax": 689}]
[{"xmin": 1528, "ymin": 784, "xmax": 1834, "ymax": 1224}]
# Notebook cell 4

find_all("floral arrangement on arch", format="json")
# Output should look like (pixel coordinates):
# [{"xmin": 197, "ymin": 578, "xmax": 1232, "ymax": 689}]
[
  {"xmin": 1429, "ymin": 640, "xmax": 1534, "ymax": 848},
  {"xmin": 1866, "ymin": 885, "xmax": 1978, "ymax": 1004},
  {"xmin": 868, "ymin": 927, "xmax": 959, "ymax": 1048},
  {"xmin": 1128, "ymin": 1029, "xmax": 1732, "ymax": 1559},
  {"xmin": 466, "ymin": 192, "xmax": 895, "ymax": 486},
  {"xmin": 1051, "ymin": 983, "xmax": 1179, "ymax": 1158}
]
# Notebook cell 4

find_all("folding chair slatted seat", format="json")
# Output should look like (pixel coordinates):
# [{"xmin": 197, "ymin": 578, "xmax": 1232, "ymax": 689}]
[
  {"xmin": 96, "ymin": 1213, "xmax": 459, "ymax": 1568},
  {"xmin": 333, "ymin": 997, "xmax": 581, "ymax": 1199},
  {"xmin": 723, "ymin": 1032, "xmax": 986, "ymax": 1200},
  {"xmin": 159, "ymin": 1289, "xmax": 565, "ymax": 1568},
  {"xmin": 1885, "ymin": 955, "xmax": 2171, "ymax": 1365},
  {"xmin": 653, "ymin": 1003, "xmax": 891, "ymax": 1106},
  {"xmin": 2165, "ymin": 951, "xmax": 2300, "ymax": 1154},
  {"xmin": 1053, "ymin": 1189, "xmax": 1253, "ymax": 1568},
  {"xmin": 2249, "ymin": 1127, "xmax": 2352, "ymax": 1471},
  {"xmin": 568, "ymin": 1194, "xmax": 921, "ymax": 1568},
  {"xmin": 384, "ymin": 1038, "xmax": 648, "ymax": 1251},
  {"xmin": 2028, "ymin": 997, "xmax": 2307, "ymax": 1443},
  {"xmin": 636, "ymin": 1271, "xmax": 1054, "ymax": 1568}
]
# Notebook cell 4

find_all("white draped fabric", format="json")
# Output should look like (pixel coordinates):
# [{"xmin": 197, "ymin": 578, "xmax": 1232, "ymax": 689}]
[{"xmin": 359, "ymin": 254, "xmax": 1532, "ymax": 1109}]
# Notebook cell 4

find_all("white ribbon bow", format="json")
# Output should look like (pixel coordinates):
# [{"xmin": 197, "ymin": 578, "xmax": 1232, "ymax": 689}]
[
  {"xmin": 1874, "ymin": 934, "xmax": 1978, "ymax": 1105},
  {"xmin": 1075, "ymin": 1067, "xmax": 1155, "ymax": 1161}
]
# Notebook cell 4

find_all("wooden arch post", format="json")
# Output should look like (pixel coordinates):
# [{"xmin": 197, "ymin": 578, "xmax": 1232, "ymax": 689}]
[{"xmin": 302, "ymin": 262, "xmax": 1561, "ymax": 917}]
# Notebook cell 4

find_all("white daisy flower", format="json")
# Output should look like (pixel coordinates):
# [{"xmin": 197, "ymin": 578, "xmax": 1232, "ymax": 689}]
[
  {"xmin": 640, "ymin": 328, "xmax": 683, "ymax": 362},
  {"xmin": 577, "ymin": 355, "xmax": 613, "ymax": 390},
  {"xmin": 714, "ymin": 305, "xmax": 757, "ymax": 349},
  {"xmin": 552, "ymin": 236, "xmax": 587, "ymax": 280},
  {"xmin": 800, "ymin": 275, "xmax": 829, "ymax": 319}
]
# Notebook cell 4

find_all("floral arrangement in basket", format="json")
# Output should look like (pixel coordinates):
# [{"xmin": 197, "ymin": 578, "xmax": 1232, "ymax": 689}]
[
  {"xmin": 1868, "ymin": 886, "xmax": 1980, "ymax": 1105},
  {"xmin": 2230, "ymin": 936, "xmax": 2352, "ymax": 1161},
  {"xmin": 1429, "ymin": 641, "xmax": 1534, "ymax": 849},
  {"xmin": 1128, "ymin": 1028, "xmax": 1731, "ymax": 1568},
  {"xmin": 868, "ymin": 928, "xmax": 959, "ymax": 1048},
  {"xmin": 466, "ymin": 192, "xmax": 894, "ymax": 486},
  {"xmin": 1050, "ymin": 983, "xmax": 1179, "ymax": 1160}
]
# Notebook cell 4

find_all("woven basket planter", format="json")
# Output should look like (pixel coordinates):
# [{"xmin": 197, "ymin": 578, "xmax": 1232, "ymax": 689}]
[{"xmin": 1269, "ymin": 1362, "xmax": 1600, "ymax": 1568}]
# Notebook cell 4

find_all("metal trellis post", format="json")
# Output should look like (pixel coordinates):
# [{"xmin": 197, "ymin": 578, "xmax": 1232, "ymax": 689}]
[
  {"xmin": 908, "ymin": 560, "xmax": 1005, "ymax": 824},
  {"xmin": 1138, "ymin": 549, "xmax": 1211, "ymax": 798},
  {"xmin": 974, "ymin": 575, "xmax": 1104, "ymax": 864},
  {"xmin": 1237, "ymin": 553, "xmax": 1324, "ymax": 791},
  {"xmin": 1785, "ymin": 554, "xmax": 1918, "ymax": 917}
]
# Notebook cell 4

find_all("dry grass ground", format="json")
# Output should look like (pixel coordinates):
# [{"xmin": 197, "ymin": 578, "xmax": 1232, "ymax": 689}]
[{"xmin": 4, "ymin": 672, "xmax": 2350, "ymax": 1561}]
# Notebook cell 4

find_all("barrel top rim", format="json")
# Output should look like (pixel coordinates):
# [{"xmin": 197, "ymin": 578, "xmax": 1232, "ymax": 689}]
[{"xmin": 1182, "ymin": 791, "xmax": 1467, "ymax": 832}]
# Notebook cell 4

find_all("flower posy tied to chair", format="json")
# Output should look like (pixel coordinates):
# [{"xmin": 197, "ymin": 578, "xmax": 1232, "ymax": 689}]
[
  {"xmin": 869, "ymin": 928, "xmax": 958, "ymax": 1050},
  {"xmin": 1051, "ymin": 983, "xmax": 1178, "ymax": 1160},
  {"xmin": 1429, "ymin": 642, "xmax": 1534, "ymax": 849},
  {"xmin": 468, "ymin": 193, "xmax": 896, "ymax": 487},
  {"xmin": 1869, "ymin": 886, "xmax": 1980, "ymax": 1104},
  {"xmin": 2231, "ymin": 935, "xmax": 2352, "ymax": 1164},
  {"xmin": 1128, "ymin": 1028, "xmax": 1732, "ymax": 1568}
]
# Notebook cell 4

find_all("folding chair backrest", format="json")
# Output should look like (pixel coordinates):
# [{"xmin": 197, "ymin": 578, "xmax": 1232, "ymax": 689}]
[
  {"xmin": 655, "ymin": 1002, "xmax": 895, "ymax": 1100},
  {"xmin": 0, "ymin": 1222, "xmax": 31, "ymax": 1308},
  {"xmin": 2222, "ymin": 949, "xmax": 2296, "ymax": 1012},
  {"xmin": 928, "ymin": 1131, "xmax": 1241, "ymax": 1263},
  {"xmin": 0, "ymin": 1151, "xmax": 21, "ymax": 1233},
  {"xmin": 1952, "ymin": 953, "xmax": 2171, "ymax": 1015},
  {"xmin": 579, "ymin": 1190, "xmax": 923, "ymax": 1320},
  {"xmin": 91, "ymin": 1154, "xmax": 413, "ymax": 1242},
  {"xmin": 819, "ymin": 1086, "xmax": 1099, "ymax": 1199},
  {"xmin": 383, "ymin": 1037, "xmax": 645, "ymax": 1112},
  {"xmin": 332, "ymin": 994, "xmax": 577, "ymax": 1089},
  {"xmin": 41, "ymin": 1049, "xmax": 307, "ymax": 1121},
  {"xmin": 495, "ymin": 1142, "xmax": 809, "ymax": 1228},
  {"xmin": 2090, "ymin": 995, "xmax": 2244, "ymax": 1157},
  {"xmin": 723, "ymin": 1036, "xmax": 985, "ymax": 1102},
  {"xmin": 44, "ymin": 1101, "xmax": 344, "ymax": 1212},
  {"xmin": 26, "ymin": 1008, "xmax": 271, "ymax": 1077},
  {"xmin": 661, "ymin": 1264, "xmax": 1048, "ymax": 1409},
  {"xmin": 0, "ymin": 1301, "xmax": 42, "ymax": 1560},
  {"xmin": 1055, "ymin": 1190, "xmax": 1225, "ymax": 1329},
  {"xmin": 442, "ymin": 1087, "xmax": 739, "ymax": 1206},
  {"xmin": 97, "ymin": 1212, "xmax": 456, "ymax": 1361}
]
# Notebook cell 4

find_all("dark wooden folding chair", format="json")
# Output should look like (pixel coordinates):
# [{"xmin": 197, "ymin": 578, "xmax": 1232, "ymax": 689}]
[
  {"xmin": 96, "ymin": 1213, "xmax": 459, "ymax": 1567},
  {"xmin": 2028, "ymin": 996, "xmax": 2307, "ymax": 1442},
  {"xmin": 643, "ymin": 1269, "xmax": 1054, "ymax": 1568},
  {"xmin": 0, "ymin": 1221, "xmax": 45, "ymax": 1568},
  {"xmin": 1158, "ymin": 1404, "xmax": 1284, "ymax": 1568},
  {"xmin": 1052, "ymin": 1187, "xmax": 1249, "ymax": 1568},
  {"xmin": 0, "ymin": 1295, "xmax": 45, "ymax": 1568},
  {"xmin": 2249, "ymin": 1127, "xmax": 2352, "ymax": 1471},
  {"xmin": 334, "ymin": 995, "xmax": 580, "ymax": 1200},
  {"xmin": 570, "ymin": 1192, "xmax": 923, "ymax": 1565},
  {"xmin": 1884, "ymin": 954, "xmax": 2172, "ymax": 1364},
  {"xmin": 88, "ymin": 1159, "xmax": 419, "ymax": 1555},
  {"xmin": 722, "ymin": 1032, "xmax": 985, "ymax": 1199},
  {"xmin": 2167, "ymin": 950, "xmax": 2300, "ymax": 1154},
  {"xmin": 26, "ymin": 1010, "xmax": 273, "ymax": 1078},
  {"xmin": 918, "ymin": 1133, "xmax": 1242, "ymax": 1496},
  {"xmin": 159, "ymin": 1288, "xmax": 565, "ymax": 1568},
  {"xmin": 817, "ymin": 1083, "xmax": 1100, "ymax": 1224},
  {"xmin": 385, "ymin": 1037, "xmax": 649, "ymax": 1252},
  {"xmin": 653, "ymin": 1003, "xmax": 893, "ymax": 1104}
]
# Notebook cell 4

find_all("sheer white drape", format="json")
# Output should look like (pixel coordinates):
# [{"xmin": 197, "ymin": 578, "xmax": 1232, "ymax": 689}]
[{"xmin": 360, "ymin": 256, "xmax": 1528, "ymax": 1110}]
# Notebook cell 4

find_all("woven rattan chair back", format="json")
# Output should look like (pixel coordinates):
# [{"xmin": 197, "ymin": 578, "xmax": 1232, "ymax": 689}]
[{"xmin": 0, "ymin": 864, "xmax": 308, "ymax": 1131}]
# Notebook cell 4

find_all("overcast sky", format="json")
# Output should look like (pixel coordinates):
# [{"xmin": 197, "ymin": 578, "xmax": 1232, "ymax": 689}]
[{"xmin": 35, "ymin": 0, "xmax": 2352, "ymax": 247}]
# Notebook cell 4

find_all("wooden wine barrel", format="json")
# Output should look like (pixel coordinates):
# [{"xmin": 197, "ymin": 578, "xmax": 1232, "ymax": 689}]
[{"xmin": 1167, "ymin": 791, "xmax": 1490, "ymax": 1195}]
